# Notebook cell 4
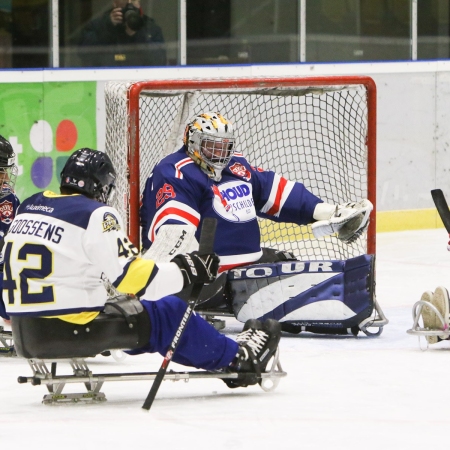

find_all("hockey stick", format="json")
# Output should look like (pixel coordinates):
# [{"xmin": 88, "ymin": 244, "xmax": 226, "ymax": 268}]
[
  {"xmin": 142, "ymin": 217, "xmax": 217, "ymax": 411},
  {"xmin": 431, "ymin": 189, "xmax": 450, "ymax": 233}
]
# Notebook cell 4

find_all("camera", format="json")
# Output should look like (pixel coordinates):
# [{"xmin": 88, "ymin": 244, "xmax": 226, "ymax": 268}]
[{"xmin": 122, "ymin": 3, "xmax": 143, "ymax": 31}]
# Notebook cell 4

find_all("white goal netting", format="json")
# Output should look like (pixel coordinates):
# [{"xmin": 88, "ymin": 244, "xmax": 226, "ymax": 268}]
[{"xmin": 105, "ymin": 77, "xmax": 376, "ymax": 260}]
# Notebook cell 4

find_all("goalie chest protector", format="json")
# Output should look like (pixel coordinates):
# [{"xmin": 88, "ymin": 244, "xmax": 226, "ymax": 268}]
[{"xmin": 227, "ymin": 254, "xmax": 375, "ymax": 333}]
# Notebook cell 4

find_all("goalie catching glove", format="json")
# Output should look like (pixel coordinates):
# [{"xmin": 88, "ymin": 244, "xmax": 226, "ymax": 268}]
[
  {"xmin": 311, "ymin": 199, "xmax": 373, "ymax": 243},
  {"xmin": 171, "ymin": 251, "xmax": 220, "ymax": 288}
]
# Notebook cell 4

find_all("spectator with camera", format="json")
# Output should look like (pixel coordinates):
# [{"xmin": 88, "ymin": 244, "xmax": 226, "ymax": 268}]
[{"xmin": 79, "ymin": 0, "xmax": 166, "ymax": 67}]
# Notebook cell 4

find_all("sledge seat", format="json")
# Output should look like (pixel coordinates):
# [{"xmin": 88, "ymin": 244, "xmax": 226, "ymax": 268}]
[{"xmin": 10, "ymin": 296, "xmax": 151, "ymax": 359}]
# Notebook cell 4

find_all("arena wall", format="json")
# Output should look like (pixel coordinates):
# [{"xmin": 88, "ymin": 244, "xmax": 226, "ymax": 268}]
[{"xmin": 0, "ymin": 60, "xmax": 448, "ymax": 232}]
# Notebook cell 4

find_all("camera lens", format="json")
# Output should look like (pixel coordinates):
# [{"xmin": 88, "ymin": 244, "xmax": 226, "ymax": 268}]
[{"xmin": 122, "ymin": 5, "xmax": 143, "ymax": 31}]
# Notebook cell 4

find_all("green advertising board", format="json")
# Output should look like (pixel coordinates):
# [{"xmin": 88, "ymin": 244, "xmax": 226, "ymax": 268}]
[{"xmin": 0, "ymin": 81, "xmax": 97, "ymax": 202}]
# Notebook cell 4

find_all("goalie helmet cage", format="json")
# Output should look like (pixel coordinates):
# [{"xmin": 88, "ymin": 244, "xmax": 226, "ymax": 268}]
[{"xmin": 105, "ymin": 76, "xmax": 376, "ymax": 260}]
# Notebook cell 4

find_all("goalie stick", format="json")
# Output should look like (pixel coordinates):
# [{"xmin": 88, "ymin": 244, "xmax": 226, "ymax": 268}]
[
  {"xmin": 142, "ymin": 217, "xmax": 217, "ymax": 411},
  {"xmin": 431, "ymin": 189, "xmax": 450, "ymax": 234}
]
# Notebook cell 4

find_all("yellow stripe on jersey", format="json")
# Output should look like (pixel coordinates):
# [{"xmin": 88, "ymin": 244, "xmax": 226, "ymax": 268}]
[
  {"xmin": 43, "ymin": 311, "xmax": 100, "ymax": 325},
  {"xmin": 116, "ymin": 257, "xmax": 156, "ymax": 295},
  {"xmin": 43, "ymin": 190, "xmax": 81, "ymax": 198}
]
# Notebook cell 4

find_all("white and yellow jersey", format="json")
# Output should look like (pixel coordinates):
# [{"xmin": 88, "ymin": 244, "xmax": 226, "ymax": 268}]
[{"xmin": 4, "ymin": 191, "xmax": 183, "ymax": 323}]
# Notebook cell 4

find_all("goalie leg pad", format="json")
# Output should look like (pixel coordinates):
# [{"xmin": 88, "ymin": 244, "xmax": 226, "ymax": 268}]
[{"xmin": 228, "ymin": 255, "xmax": 375, "ymax": 332}]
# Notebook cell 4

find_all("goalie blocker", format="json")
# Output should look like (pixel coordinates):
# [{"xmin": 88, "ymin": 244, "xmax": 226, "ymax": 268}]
[{"xmin": 226, "ymin": 254, "xmax": 387, "ymax": 336}]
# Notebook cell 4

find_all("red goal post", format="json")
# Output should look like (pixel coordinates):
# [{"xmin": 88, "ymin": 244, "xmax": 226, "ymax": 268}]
[{"xmin": 105, "ymin": 76, "xmax": 376, "ymax": 260}]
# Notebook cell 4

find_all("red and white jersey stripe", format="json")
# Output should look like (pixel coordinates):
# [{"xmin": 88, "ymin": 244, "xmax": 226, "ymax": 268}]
[
  {"xmin": 174, "ymin": 158, "xmax": 194, "ymax": 179},
  {"xmin": 148, "ymin": 200, "xmax": 201, "ymax": 242},
  {"xmin": 218, "ymin": 250, "xmax": 263, "ymax": 273},
  {"xmin": 260, "ymin": 173, "xmax": 295, "ymax": 217}
]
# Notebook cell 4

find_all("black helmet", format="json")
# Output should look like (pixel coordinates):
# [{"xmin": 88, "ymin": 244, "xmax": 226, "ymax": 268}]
[
  {"xmin": 0, "ymin": 135, "xmax": 17, "ymax": 198},
  {"xmin": 60, "ymin": 148, "xmax": 116, "ymax": 203}
]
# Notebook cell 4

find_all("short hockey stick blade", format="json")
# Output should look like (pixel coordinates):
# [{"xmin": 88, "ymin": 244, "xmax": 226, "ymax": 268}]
[
  {"xmin": 431, "ymin": 189, "xmax": 450, "ymax": 234},
  {"xmin": 142, "ymin": 217, "xmax": 217, "ymax": 411}
]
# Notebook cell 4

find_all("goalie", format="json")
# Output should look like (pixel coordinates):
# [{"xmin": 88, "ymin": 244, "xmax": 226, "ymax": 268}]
[
  {"xmin": 140, "ymin": 112, "xmax": 375, "ymax": 333},
  {"xmin": 0, "ymin": 136, "xmax": 20, "ymax": 323}
]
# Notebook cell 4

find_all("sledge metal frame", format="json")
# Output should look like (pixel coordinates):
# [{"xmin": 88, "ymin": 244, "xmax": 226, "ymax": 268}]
[
  {"xmin": 0, "ymin": 326, "xmax": 15, "ymax": 357},
  {"xmin": 359, "ymin": 297, "xmax": 389, "ymax": 337},
  {"xmin": 17, "ymin": 349, "xmax": 286, "ymax": 405},
  {"xmin": 407, "ymin": 299, "xmax": 450, "ymax": 340}
]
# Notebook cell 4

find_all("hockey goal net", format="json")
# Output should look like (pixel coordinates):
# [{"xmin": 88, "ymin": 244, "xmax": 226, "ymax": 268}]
[{"xmin": 105, "ymin": 76, "xmax": 376, "ymax": 260}]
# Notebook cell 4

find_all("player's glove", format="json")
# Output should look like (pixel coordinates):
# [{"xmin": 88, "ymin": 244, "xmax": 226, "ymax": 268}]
[
  {"xmin": 311, "ymin": 199, "xmax": 373, "ymax": 244},
  {"xmin": 171, "ymin": 251, "xmax": 220, "ymax": 288}
]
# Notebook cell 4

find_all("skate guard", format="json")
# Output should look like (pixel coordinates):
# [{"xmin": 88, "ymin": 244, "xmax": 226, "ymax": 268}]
[{"xmin": 17, "ymin": 349, "xmax": 286, "ymax": 405}]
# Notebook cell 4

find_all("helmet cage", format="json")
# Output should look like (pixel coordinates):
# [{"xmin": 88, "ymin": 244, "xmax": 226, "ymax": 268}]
[
  {"xmin": 0, "ymin": 135, "xmax": 17, "ymax": 198},
  {"xmin": 97, "ymin": 182, "xmax": 116, "ymax": 204},
  {"xmin": 0, "ymin": 164, "xmax": 17, "ymax": 199},
  {"xmin": 183, "ymin": 112, "xmax": 236, "ymax": 181},
  {"xmin": 192, "ymin": 131, "xmax": 235, "ymax": 171}
]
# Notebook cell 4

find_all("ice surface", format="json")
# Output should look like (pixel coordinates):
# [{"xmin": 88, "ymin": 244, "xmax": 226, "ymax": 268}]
[{"xmin": 2, "ymin": 228, "xmax": 450, "ymax": 450}]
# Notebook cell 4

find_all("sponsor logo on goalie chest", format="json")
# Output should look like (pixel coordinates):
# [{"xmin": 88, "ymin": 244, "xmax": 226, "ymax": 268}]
[{"xmin": 211, "ymin": 180, "xmax": 255, "ymax": 223}]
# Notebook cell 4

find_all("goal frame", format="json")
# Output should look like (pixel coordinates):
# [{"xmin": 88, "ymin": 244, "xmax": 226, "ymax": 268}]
[{"xmin": 120, "ymin": 75, "xmax": 377, "ymax": 254}]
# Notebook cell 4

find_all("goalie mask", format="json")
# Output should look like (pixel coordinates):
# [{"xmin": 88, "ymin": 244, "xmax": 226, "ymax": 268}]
[
  {"xmin": 60, "ymin": 148, "xmax": 116, "ymax": 204},
  {"xmin": 0, "ymin": 135, "xmax": 18, "ymax": 199},
  {"xmin": 183, "ymin": 112, "xmax": 235, "ymax": 181}
]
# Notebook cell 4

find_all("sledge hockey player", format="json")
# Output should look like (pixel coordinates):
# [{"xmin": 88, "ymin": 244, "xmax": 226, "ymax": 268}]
[
  {"xmin": 0, "ymin": 135, "xmax": 20, "ymax": 356},
  {"xmin": 4, "ymin": 148, "xmax": 281, "ymax": 388},
  {"xmin": 416, "ymin": 287, "xmax": 450, "ymax": 344},
  {"xmin": 140, "ymin": 112, "xmax": 375, "ymax": 333}
]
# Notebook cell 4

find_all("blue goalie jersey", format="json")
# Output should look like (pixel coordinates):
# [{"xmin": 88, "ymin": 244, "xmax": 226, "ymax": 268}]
[
  {"xmin": 140, "ymin": 146, "xmax": 322, "ymax": 271},
  {"xmin": 0, "ymin": 191, "xmax": 20, "ymax": 319},
  {"xmin": 0, "ymin": 192, "xmax": 20, "ymax": 267}
]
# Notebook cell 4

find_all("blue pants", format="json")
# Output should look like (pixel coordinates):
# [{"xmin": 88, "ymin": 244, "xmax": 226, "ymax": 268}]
[{"xmin": 128, "ymin": 295, "xmax": 239, "ymax": 371}]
